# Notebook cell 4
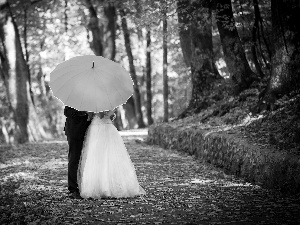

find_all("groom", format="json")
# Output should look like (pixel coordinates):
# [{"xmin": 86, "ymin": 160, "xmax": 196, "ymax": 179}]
[{"xmin": 64, "ymin": 106, "xmax": 93, "ymax": 199}]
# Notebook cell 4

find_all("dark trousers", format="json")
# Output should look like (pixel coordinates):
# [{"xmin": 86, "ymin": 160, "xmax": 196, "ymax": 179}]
[{"xmin": 67, "ymin": 137, "xmax": 85, "ymax": 192}]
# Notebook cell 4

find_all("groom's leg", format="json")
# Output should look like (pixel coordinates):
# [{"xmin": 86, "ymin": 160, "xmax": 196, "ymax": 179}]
[{"xmin": 67, "ymin": 137, "xmax": 84, "ymax": 193}]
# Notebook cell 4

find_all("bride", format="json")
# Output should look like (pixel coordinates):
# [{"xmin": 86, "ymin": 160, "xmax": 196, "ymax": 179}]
[{"xmin": 77, "ymin": 110, "xmax": 145, "ymax": 199}]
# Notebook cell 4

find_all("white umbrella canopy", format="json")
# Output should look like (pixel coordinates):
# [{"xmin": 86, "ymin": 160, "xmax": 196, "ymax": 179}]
[{"xmin": 50, "ymin": 55, "xmax": 133, "ymax": 112}]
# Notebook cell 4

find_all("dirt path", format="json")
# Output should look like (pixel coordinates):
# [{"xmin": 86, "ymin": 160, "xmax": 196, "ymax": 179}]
[{"xmin": 1, "ymin": 129, "xmax": 299, "ymax": 224}]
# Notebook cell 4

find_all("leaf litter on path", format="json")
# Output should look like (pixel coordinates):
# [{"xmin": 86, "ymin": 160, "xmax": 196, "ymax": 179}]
[{"xmin": 0, "ymin": 134, "xmax": 300, "ymax": 224}]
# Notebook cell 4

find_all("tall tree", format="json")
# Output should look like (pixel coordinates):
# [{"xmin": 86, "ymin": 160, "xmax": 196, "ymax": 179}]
[
  {"xmin": 162, "ymin": 6, "xmax": 168, "ymax": 122},
  {"xmin": 119, "ymin": 8, "xmax": 145, "ymax": 128},
  {"xmin": 102, "ymin": 2, "xmax": 116, "ymax": 60},
  {"xmin": 251, "ymin": 0, "xmax": 271, "ymax": 78},
  {"xmin": 260, "ymin": 0, "xmax": 300, "ymax": 108},
  {"xmin": 214, "ymin": 0, "xmax": 256, "ymax": 94},
  {"xmin": 146, "ymin": 28, "xmax": 153, "ymax": 125},
  {"xmin": 122, "ymin": 97, "xmax": 138, "ymax": 128},
  {"xmin": 84, "ymin": 0, "xmax": 103, "ymax": 55},
  {"xmin": 37, "ymin": 39, "xmax": 48, "ymax": 107},
  {"xmin": 84, "ymin": 0, "xmax": 139, "ymax": 130},
  {"xmin": 177, "ymin": 0, "xmax": 222, "ymax": 118},
  {"xmin": 100, "ymin": 1, "xmax": 121, "ymax": 129},
  {"xmin": 0, "ymin": 0, "xmax": 47, "ymax": 143},
  {"xmin": 133, "ymin": 0, "xmax": 145, "ymax": 72},
  {"xmin": 177, "ymin": 0, "xmax": 192, "ymax": 66},
  {"xmin": 23, "ymin": 5, "xmax": 35, "ymax": 106}
]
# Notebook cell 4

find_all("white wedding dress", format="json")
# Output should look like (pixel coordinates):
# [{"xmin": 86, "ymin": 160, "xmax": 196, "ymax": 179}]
[{"xmin": 78, "ymin": 114, "xmax": 145, "ymax": 199}]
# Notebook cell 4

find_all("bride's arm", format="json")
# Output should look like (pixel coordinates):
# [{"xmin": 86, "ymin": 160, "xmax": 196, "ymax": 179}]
[
  {"xmin": 105, "ymin": 110, "xmax": 116, "ymax": 121},
  {"xmin": 110, "ymin": 113, "xmax": 116, "ymax": 121}
]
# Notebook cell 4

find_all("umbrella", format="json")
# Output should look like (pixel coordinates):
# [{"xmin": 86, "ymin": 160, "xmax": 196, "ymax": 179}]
[{"xmin": 49, "ymin": 55, "xmax": 133, "ymax": 112}]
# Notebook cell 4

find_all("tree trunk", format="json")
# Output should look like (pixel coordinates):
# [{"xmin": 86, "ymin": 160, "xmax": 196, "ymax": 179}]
[
  {"xmin": 84, "ymin": 0, "xmax": 131, "ymax": 128},
  {"xmin": 122, "ymin": 97, "xmax": 138, "ymax": 129},
  {"xmin": 119, "ymin": 8, "xmax": 145, "ymax": 128},
  {"xmin": 37, "ymin": 64, "xmax": 48, "ymax": 106},
  {"xmin": 178, "ymin": 0, "xmax": 220, "ymax": 72},
  {"xmin": 214, "ymin": 0, "xmax": 256, "ymax": 94},
  {"xmin": 102, "ymin": 2, "xmax": 122, "ymax": 129},
  {"xmin": 134, "ymin": 0, "xmax": 145, "ymax": 72},
  {"xmin": 177, "ymin": 0, "xmax": 192, "ymax": 67},
  {"xmin": 37, "ymin": 39, "xmax": 48, "ymax": 107},
  {"xmin": 178, "ymin": 1, "xmax": 223, "ymax": 118},
  {"xmin": 23, "ymin": 7, "xmax": 35, "ymax": 106},
  {"xmin": 260, "ymin": 0, "xmax": 300, "ymax": 109},
  {"xmin": 0, "ymin": 119, "xmax": 10, "ymax": 144},
  {"xmin": 251, "ymin": 0, "xmax": 264, "ymax": 78},
  {"xmin": 162, "ymin": 9, "xmax": 168, "ymax": 122},
  {"xmin": 102, "ymin": 3, "xmax": 116, "ymax": 60},
  {"xmin": 84, "ymin": 0, "xmax": 103, "ymax": 56},
  {"xmin": 0, "ymin": 1, "xmax": 47, "ymax": 143},
  {"xmin": 134, "ymin": 0, "xmax": 143, "ymax": 40},
  {"xmin": 146, "ymin": 29, "xmax": 153, "ymax": 125}
]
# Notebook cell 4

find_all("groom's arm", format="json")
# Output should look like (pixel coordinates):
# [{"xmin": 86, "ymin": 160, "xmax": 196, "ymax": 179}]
[{"xmin": 64, "ymin": 106, "xmax": 87, "ymax": 117}]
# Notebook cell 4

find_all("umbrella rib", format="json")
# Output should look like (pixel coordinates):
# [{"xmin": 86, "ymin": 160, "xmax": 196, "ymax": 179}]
[
  {"xmin": 78, "ymin": 70, "xmax": 93, "ymax": 111},
  {"xmin": 112, "ymin": 78, "xmax": 127, "ymax": 104},
  {"xmin": 51, "ymin": 56, "xmax": 132, "ymax": 111},
  {"xmin": 100, "ymin": 64, "xmax": 130, "ymax": 105},
  {"xmin": 51, "ymin": 68, "xmax": 87, "ymax": 95},
  {"xmin": 103, "ymin": 79, "xmax": 114, "ymax": 110},
  {"xmin": 78, "ymin": 86, "xmax": 85, "ymax": 112},
  {"xmin": 110, "ymin": 68, "xmax": 125, "ymax": 102},
  {"xmin": 64, "ymin": 72, "xmax": 92, "ymax": 108},
  {"xmin": 96, "ymin": 72, "xmax": 113, "ymax": 110},
  {"xmin": 113, "ymin": 65, "xmax": 132, "ymax": 103},
  {"xmin": 51, "ymin": 66, "xmax": 87, "ymax": 83},
  {"xmin": 92, "ymin": 72, "xmax": 99, "ymax": 112},
  {"xmin": 80, "ymin": 69, "xmax": 94, "ymax": 112}
]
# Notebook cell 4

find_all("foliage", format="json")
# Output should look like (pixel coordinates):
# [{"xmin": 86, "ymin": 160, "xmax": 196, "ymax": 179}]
[
  {"xmin": 241, "ymin": 91, "xmax": 300, "ymax": 154},
  {"xmin": 147, "ymin": 90, "xmax": 300, "ymax": 194},
  {"xmin": 116, "ymin": 0, "xmax": 191, "ymax": 121},
  {"xmin": 0, "ymin": 0, "xmax": 298, "ymax": 143}
]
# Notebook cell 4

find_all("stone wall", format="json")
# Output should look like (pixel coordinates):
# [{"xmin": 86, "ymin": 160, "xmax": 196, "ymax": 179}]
[{"xmin": 147, "ymin": 123, "xmax": 300, "ymax": 195}]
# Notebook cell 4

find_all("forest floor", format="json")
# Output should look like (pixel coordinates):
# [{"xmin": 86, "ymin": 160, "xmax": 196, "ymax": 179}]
[
  {"xmin": 1, "ymin": 130, "xmax": 300, "ymax": 224},
  {"xmin": 172, "ymin": 86, "xmax": 300, "ymax": 156}
]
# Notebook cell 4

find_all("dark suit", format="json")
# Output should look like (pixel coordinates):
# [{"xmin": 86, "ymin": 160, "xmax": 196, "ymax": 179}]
[{"xmin": 64, "ymin": 106, "xmax": 91, "ymax": 193}]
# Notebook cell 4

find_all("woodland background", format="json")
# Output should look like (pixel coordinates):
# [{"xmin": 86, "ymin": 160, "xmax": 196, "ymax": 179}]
[{"xmin": 0, "ymin": 0, "xmax": 299, "ymax": 145}]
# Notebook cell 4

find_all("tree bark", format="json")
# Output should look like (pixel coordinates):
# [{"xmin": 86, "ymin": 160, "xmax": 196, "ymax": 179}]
[
  {"xmin": 119, "ymin": 8, "xmax": 145, "ymax": 128},
  {"xmin": 134, "ymin": 0, "xmax": 143, "ymax": 40},
  {"xmin": 214, "ymin": 0, "xmax": 256, "ymax": 94},
  {"xmin": 178, "ymin": 0, "xmax": 223, "ymax": 118},
  {"xmin": 122, "ymin": 96, "xmax": 137, "ymax": 129},
  {"xmin": 102, "ymin": 3, "xmax": 116, "ymax": 60},
  {"xmin": 35, "ymin": 38, "xmax": 48, "ymax": 107},
  {"xmin": 133, "ymin": 0, "xmax": 146, "ymax": 88},
  {"xmin": 260, "ymin": 0, "xmax": 300, "ymax": 110},
  {"xmin": 0, "ymin": 1, "xmax": 47, "ymax": 143},
  {"xmin": 146, "ymin": 28, "xmax": 153, "ymax": 125},
  {"xmin": 177, "ymin": 0, "xmax": 192, "ymax": 67},
  {"xmin": 84, "ymin": 0, "xmax": 103, "ymax": 56},
  {"xmin": 162, "ymin": 9, "xmax": 168, "ymax": 122},
  {"xmin": 83, "ymin": 0, "xmax": 138, "ymax": 130},
  {"xmin": 23, "ymin": 7, "xmax": 35, "ymax": 106},
  {"xmin": 251, "ymin": 0, "xmax": 265, "ymax": 78}
]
